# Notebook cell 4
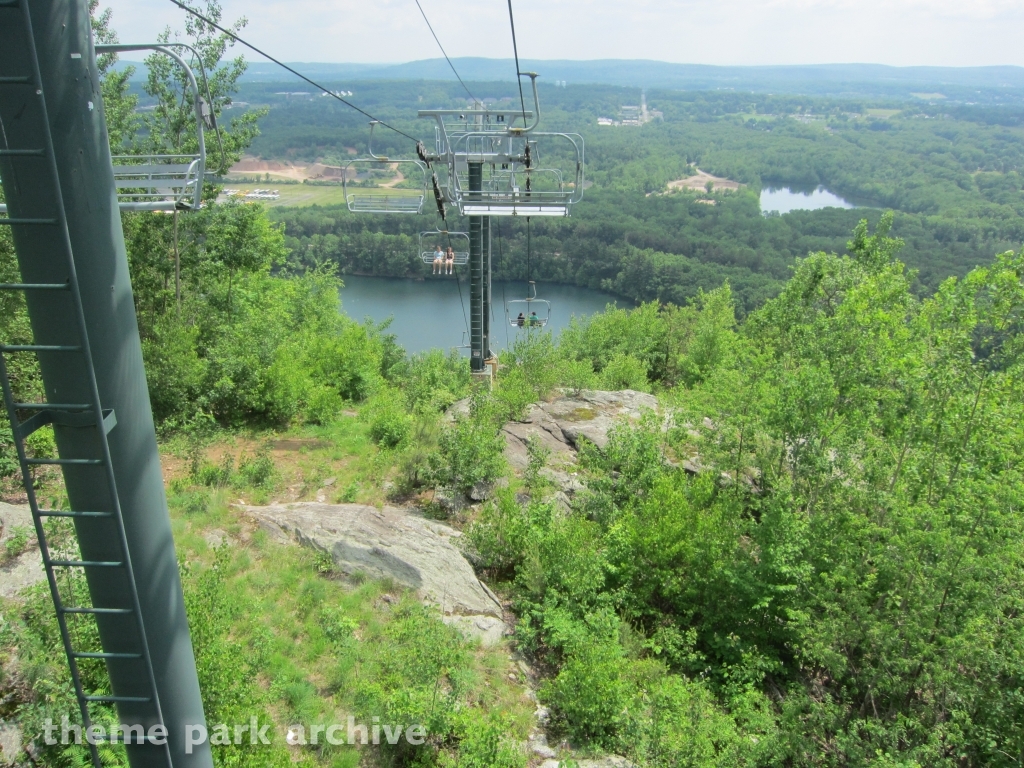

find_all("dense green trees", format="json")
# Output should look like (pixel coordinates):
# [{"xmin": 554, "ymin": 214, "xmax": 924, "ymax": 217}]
[{"xmin": 456, "ymin": 220, "xmax": 1024, "ymax": 766}]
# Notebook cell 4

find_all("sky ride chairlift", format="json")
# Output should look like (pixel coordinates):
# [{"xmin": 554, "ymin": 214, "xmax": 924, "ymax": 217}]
[
  {"xmin": 343, "ymin": 121, "xmax": 430, "ymax": 214},
  {"xmin": 417, "ymin": 73, "xmax": 585, "ymax": 218},
  {"xmin": 419, "ymin": 229, "xmax": 470, "ymax": 266},
  {"xmin": 508, "ymin": 281, "xmax": 550, "ymax": 328},
  {"xmin": 94, "ymin": 43, "xmax": 216, "ymax": 212}
]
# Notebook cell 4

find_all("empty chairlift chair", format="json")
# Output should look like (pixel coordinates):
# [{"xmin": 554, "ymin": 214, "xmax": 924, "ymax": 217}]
[
  {"xmin": 419, "ymin": 229, "xmax": 470, "ymax": 266},
  {"xmin": 507, "ymin": 282, "xmax": 551, "ymax": 328},
  {"xmin": 94, "ymin": 43, "xmax": 216, "ymax": 212},
  {"xmin": 343, "ymin": 121, "xmax": 430, "ymax": 214},
  {"xmin": 418, "ymin": 74, "xmax": 585, "ymax": 218}
]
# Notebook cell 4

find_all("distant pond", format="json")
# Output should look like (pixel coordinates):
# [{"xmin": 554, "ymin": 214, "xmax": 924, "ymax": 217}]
[
  {"xmin": 339, "ymin": 275, "xmax": 631, "ymax": 355},
  {"xmin": 760, "ymin": 186, "xmax": 858, "ymax": 215}
]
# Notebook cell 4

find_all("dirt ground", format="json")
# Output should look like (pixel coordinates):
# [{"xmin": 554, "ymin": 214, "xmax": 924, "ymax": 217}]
[{"xmin": 666, "ymin": 168, "xmax": 744, "ymax": 193}]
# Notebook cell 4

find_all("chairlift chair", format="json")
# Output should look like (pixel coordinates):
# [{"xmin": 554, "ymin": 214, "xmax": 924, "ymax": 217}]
[
  {"xmin": 94, "ymin": 43, "xmax": 218, "ymax": 212},
  {"xmin": 507, "ymin": 281, "xmax": 550, "ymax": 328},
  {"xmin": 419, "ymin": 229, "xmax": 470, "ymax": 266},
  {"xmin": 343, "ymin": 121, "xmax": 429, "ymax": 214},
  {"xmin": 418, "ymin": 74, "xmax": 585, "ymax": 217}
]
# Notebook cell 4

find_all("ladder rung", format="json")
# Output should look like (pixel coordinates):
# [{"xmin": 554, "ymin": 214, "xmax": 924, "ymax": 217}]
[
  {"xmin": 62, "ymin": 607, "xmax": 133, "ymax": 615},
  {"xmin": 15, "ymin": 403, "xmax": 92, "ymax": 411},
  {"xmin": 0, "ymin": 218, "xmax": 57, "ymax": 225},
  {"xmin": 49, "ymin": 559, "xmax": 124, "ymax": 568},
  {"xmin": 0, "ymin": 344, "xmax": 81, "ymax": 352},
  {"xmin": 25, "ymin": 458, "xmax": 103, "ymax": 466},
  {"xmin": 0, "ymin": 283, "xmax": 69, "ymax": 290},
  {"xmin": 83, "ymin": 695, "xmax": 152, "ymax": 704},
  {"xmin": 38, "ymin": 510, "xmax": 113, "ymax": 519},
  {"xmin": 72, "ymin": 651, "xmax": 142, "ymax": 660},
  {"xmin": 0, "ymin": 149, "xmax": 43, "ymax": 157},
  {"xmin": 0, "ymin": 77, "xmax": 30, "ymax": 85}
]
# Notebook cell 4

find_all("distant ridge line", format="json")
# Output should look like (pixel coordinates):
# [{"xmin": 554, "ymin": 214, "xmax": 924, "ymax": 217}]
[{"xmin": 114, "ymin": 58, "xmax": 1024, "ymax": 94}]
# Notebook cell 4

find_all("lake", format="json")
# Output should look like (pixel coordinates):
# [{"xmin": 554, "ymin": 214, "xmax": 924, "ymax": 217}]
[
  {"xmin": 761, "ymin": 186, "xmax": 856, "ymax": 215},
  {"xmin": 339, "ymin": 275, "xmax": 628, "ymax": 355}
]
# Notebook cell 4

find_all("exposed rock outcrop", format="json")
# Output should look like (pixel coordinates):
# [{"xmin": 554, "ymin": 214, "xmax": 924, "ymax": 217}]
[
  {"xmin": 0, "ymin": 502, "xmax": 44, "ymax": 599},
  {"xmin": 243, "ymin": 502, "xmax": 507, "ymax": 646},
  {"xmin": 499, "ymin": 389, "xmax": 660, "ymax": 499}
]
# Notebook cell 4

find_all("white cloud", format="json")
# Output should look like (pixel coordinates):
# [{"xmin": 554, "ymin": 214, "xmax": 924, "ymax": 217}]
[{"xmin": 97, "ymin": 0, "xmax": 1024, "ymax": 67}]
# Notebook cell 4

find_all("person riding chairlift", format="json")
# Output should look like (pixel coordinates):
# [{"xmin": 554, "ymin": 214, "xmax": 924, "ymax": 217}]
[
  {"xmin": 529, "ymin": 311, "xmax": 540, "ymax": 326},
  {"xmin": 433, "ymin": 245, "xmax": 444, "ymax": 275},
  {"xmin": 516, "ymin": 312, "xmax": 525, "ymax": 327},
  {"xmin": 445, "ymin": 246, "xmax": 455, "ymax": 275}
]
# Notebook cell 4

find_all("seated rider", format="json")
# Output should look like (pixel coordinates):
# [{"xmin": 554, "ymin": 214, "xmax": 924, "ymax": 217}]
[
  {"xmin": 433, "ymin": 245, "xmax": 444, "ymax": 275},
  {"xmin": 445, "ymin": 246, "xmax": 455, "ymax": 275},
  {"xmin": 529, "ymin": 311, "xmax": 539, "ymax": 326},
  {"xmin": 516, "ymin": 312, "xmax": 525, "ymax": 327}
]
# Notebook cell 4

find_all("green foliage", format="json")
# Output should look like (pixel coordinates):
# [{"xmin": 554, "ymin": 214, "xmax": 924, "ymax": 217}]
[
  {"xmin": 237, "ymin": 446, "xmax": 277, "ymax": 489},
  {"xmin": 352, "ymin": 601, "xmax": 471, "ymax": 764},
  {"xmin": 362, "ymin": 386, "xmax": 413, "ymax": 448},
  {"xmin": 429, "ymin": 409, "xmax": 506, "ymax": 496},
  {"xmin": 599, "ymin": 352, "xmax": 650, "ymax": 391},
  {"xmin": 2, "ymin": 525, "xmax": 30, "ymax": 563},
  {"xmin": 439, "ymin": 711, "xmax": 526, "ymax": 768},
  {"xmin": 182, "ymin": 547, "xmax": 291, "ymax": 766}
]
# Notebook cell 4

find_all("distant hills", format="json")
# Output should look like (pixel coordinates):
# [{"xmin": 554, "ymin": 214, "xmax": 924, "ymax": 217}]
[{"xmin": 117, "ymin": 58, "xmax": 1024, "ymax": 102}]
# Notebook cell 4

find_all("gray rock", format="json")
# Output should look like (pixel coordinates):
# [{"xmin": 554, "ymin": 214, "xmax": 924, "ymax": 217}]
[
  {"xmin": 204, "ymin": 529, "xmax": 228, "ymax": 548},
  {"xmin": 530, "ymin": 732, "xmax": 557, "ymax": 758},
  {"xmin": 244, "ymin": 503, "xmax": 506, "ymax": 645},
  {"xmin": 0, "ymin": 722, "xmax": 22, "ymax": 765},
  {"xmin": 498, "ymin": 390, "xmax": 660, "ymax": 497},
  {"xmin": 468, "ymin": 482, "xmax": 492, "ymax": 502},
  {"xmin": 0, "ymin": 502, "xmax": 45, "ymax": 599},
  {"xmin": 577, "ymin": 758, "xmax": 636, "ymax": 768}
]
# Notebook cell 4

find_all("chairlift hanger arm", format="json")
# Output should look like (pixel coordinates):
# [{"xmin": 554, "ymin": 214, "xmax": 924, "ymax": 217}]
[
  {"xmin": 512, "ymin": 72, "xmax": 541, "ymax": 134},
  {"xmin": 95, "ymin": 44, "xmax": 207, "ymax": 210}
]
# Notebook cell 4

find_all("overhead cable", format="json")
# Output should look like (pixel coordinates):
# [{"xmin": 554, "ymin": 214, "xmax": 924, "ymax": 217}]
[
  {"xmin": 505, "ymin": 0, "xmax": 528, "ymax": 124},
  {"xmin": 165, "ymin": 0, "xmax": 419, "ymax": 143},
  {"xmin": 414, "ymin": 0, "xmax": 479, "ymax": 107}
]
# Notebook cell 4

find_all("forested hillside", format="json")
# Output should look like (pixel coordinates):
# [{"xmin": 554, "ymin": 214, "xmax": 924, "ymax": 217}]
[
  {"xmin": 232, "ymin": 81, "xmax": 1024, "ymax": 310},
  {"xmin": 2, "ymin": 4, "xmax": 1024, "ymax": 768}
]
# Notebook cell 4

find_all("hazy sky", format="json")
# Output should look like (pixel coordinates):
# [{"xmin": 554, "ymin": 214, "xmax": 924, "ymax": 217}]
[{"xmin": 98, "ymin": 0, "xmax": 1024, "ymax": 68}]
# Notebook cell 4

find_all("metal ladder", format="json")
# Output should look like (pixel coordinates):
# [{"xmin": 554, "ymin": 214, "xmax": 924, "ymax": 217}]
[{"xmin": 0, "ymin": 1, "xmax": 172, "ymax": 765}]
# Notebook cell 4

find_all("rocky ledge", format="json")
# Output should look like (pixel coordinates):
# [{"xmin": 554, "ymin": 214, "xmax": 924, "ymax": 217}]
[
  {"xmin": 243, "ymin": 502, "xmax": 507, "ymax": 646},
  {"xmin": 500, "ymin": 389, "xmax": 659, "ymax": 501}
]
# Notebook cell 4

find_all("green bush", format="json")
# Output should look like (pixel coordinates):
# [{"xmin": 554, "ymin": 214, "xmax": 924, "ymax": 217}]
[
  {"xmin": 429, "ymin": 413, "xmax": 506, "ymax": 495},
  {"xmin": 441, "ymin": 711, "xmax": 526, "ymax": 768},
  {"xmin": 363, "ymin": 386, "xmax": 413, "ymax": 448},
  {"xmin": 3, "ymin": 525, "xmax": 30, "ymax": 563},
  {"xmin": 600, "ymin": 352, "xmax": 650, "ymax": 391},
  {"xmin": 541, "ymin": 611, "xmax": 628, "ymax": 748},
  {"xmin": 236, "ymin": 447, "xmax": 277, "ymax": 489}
]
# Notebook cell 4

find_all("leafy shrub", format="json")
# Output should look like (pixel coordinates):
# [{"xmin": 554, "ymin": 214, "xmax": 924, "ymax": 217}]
[
  {"xmin": 236, "ymin": 447, "xmax": 277, "ymax": 489},
  {"xmin": 363, "ymin": 386, "xmax": 413, "ymax": 448},
  {"xmin": 541, "ymin": 609, "xmax": 628, "ymax": 748},
  {"xmin": 318, "ymin": 608, "xmax": 358, "ymax": 644},
  {"xmin": 400, "ymin": 348, "xmax": 471, "ymax": 414},
  {"xmin": 600, "ymin": 352, "xmax": 650, "ymax": 391},
  {"xmin": 441, "ymin": 711, "xmax": 526, "ymax": 768},
  {"xmin": 194, "ymin": 453, "xmax": 234, "ymax": 488},
  {"xmin": 429, "ymin": 415, "xmax": 506, "ymax": 495},
  {"xmin": 621, "ymin": 673, "xmax": 764, "ymax": 768},
  {"xmin": 3, "ymin": 525, "xmax": 30, "ymax": 563},
  {"xmin": 467, "ymin": 489, "xmax": 553, "ymax": 578},
  {"xmin": 560, "ymin": 356, "xmax": 596, "ymax": 396}
]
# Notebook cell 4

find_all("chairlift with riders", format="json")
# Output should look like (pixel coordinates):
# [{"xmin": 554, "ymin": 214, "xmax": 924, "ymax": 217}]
[{"xmin": 507, "ymin": 281, "xmax": 550, "ymax": 328}]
